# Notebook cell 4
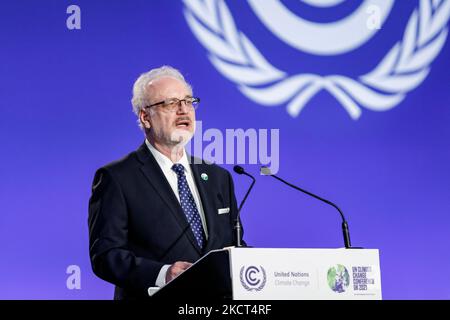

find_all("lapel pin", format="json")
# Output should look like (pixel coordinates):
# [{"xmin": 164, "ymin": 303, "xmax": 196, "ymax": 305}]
[{"xmin": 201, "ymin": 173, "xmax": 208, "ymax": 181}]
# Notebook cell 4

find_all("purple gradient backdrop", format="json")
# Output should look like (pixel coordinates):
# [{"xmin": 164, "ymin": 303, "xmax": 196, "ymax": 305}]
[{"xmin": 0, "ymin": 0, "xmax": 449, "ymax": 299}]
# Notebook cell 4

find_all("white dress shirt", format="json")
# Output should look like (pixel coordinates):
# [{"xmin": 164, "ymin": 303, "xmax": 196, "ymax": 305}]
[{"xmin": 145, "ymin": 140, "xmax": 208, "ymax": 287}]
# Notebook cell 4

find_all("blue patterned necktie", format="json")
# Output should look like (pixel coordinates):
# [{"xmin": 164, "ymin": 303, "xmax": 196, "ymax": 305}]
[{"xmin": 171, "ymin": 163, "xmax": 205, "ymax": 249}]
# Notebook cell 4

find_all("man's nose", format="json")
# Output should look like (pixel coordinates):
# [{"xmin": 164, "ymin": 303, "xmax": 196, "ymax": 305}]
[{"xmin": 177, "ymin": 100, "xmax": 190, "ymax": 114}]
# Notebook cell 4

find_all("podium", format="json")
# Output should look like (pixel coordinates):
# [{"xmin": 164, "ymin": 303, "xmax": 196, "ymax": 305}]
[{"xmin": 150, "ymin": 247, "xmax": 381, "ymax": 300}]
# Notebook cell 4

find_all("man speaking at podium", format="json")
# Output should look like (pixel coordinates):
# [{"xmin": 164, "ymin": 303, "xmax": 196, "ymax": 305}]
[{"xmin": 88, "ymin": 66, "xmax": 243, "ymax": 300}]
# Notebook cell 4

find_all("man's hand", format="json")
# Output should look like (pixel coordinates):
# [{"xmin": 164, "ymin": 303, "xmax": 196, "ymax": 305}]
[{"xmin": 165, "ymin": 261, "xmax": 192, "ymax": 283}]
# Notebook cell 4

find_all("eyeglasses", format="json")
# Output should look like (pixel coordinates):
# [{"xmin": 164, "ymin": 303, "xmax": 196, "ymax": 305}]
[{"xmin": 145, "ymin": 96, "xmax": 200, "ymax": 112}]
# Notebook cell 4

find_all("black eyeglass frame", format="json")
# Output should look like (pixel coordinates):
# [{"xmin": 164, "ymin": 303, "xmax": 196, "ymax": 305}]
[{"xmin": 144, "ymin": 96, "xmax": 200, "ymax": 110}]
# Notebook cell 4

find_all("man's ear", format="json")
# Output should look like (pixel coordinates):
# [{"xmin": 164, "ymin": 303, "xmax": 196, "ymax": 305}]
[{"xmin": 140, "ymin": 109, "xmax": 151, "ymax": 129}]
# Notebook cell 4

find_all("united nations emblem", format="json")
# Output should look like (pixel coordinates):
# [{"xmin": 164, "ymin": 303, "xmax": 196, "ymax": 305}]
[
  {"xmin": 183, "ymin": 0, "xmax": 450, "ymax": 119},
  {"xmin": 239, "ymin": 265, "xmax": 267, "ymax": 291}
]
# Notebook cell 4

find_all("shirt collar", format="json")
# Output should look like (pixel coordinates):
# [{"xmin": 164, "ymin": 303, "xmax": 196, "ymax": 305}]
[{"xmin": 145, "ymin": 139, "xmax": 190, "ymax": 173}]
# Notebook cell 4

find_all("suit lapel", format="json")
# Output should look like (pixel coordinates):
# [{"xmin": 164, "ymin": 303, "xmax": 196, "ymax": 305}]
[
  {"xmin": 135, "ymin": 143, "xmax": 202, "ymax": 254},
  {"xmin": 189, "ymin": 158, "xmax": 218, "ymax": 253}
]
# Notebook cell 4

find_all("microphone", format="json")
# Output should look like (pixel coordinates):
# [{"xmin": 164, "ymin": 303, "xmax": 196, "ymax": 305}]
[
  {"xmin": 233, "ymin": 165, "xmax": 255, "ymax": 247},
  {"xmin": 261, "ymin": 166, "xmax": 353, "ymax": 249}
]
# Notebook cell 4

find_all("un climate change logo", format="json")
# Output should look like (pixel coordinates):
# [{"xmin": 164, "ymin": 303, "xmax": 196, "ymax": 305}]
[
  {"xmin": 184, "ymin": 0, "xmax": 450, "ymax": 120},
  {"xmin": 327, "ymin": 264, "xmax": 350, "ymax": 293},
  {"xmin": 240, "ymin": 266, "xmax": 267, "ymax": 291}
]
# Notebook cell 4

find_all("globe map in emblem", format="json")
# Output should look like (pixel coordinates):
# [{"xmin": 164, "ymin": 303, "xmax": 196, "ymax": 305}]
[{"xmin": 327, "ymin": 264, "xmax": 350, "ymax": 293}]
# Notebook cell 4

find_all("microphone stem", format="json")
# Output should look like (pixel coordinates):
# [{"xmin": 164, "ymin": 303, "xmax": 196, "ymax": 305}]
[
  {"xmin": 235, "ymin": 172, "xmax": 255, "ymax": 247},
  {"xmin": 271, "ymin": 174, "xmax": 352, "ymax": 248},
  {"xmin": 234, "ymin": 222, "xmax": 243, "ymax": 247},
  {"xmin": 342, "ymin": 221, "xmax": 351, "ymax": 249},
  {"xmin": 238, "ymin": 173, "xmax": 256, "ymax": 212}
]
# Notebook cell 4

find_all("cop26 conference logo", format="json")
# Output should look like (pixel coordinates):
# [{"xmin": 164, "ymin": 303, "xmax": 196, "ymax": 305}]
[
  {"xmin": 183, "ymin": 0, "xmax": 450, "ymax": 120},
  {"xmin": 327, "ymin": 264, "xmax": 350, "ymax": 293}
]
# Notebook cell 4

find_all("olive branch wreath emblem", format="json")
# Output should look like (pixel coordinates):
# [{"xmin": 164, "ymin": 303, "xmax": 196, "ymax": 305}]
[
  {"xmin": 183, "ymin": 0, "xmax": 450, "ymax": 119},
  {"xmin": 239, "ymin": 266, "xmax": 267, "ymax": 292}
]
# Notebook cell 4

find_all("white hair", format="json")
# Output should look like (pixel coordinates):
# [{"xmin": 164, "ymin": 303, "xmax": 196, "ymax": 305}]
[{"xmin": 131, "ymin": 65, "xmax": 193, "ymax": 129}]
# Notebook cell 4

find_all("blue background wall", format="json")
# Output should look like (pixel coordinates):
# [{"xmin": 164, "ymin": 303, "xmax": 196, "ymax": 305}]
[{"xmin": 0, "ymin": 0, "xmax": 449, "ymax": 299}]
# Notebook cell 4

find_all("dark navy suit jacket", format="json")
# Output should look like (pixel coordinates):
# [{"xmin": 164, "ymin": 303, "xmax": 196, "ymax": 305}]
[{"xmin": 88, "ymin": 142, "xmax": 242, "ymax": 299}]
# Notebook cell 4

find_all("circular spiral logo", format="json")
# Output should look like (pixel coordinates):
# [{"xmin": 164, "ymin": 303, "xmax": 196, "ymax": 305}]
[
  {"xmin": 239, "ymin": 265, "xmax": 267, "ymax": 291},
  {"xmin": 183, "ymin": 0, "xmax": 450, "ymax": 120}
]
